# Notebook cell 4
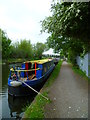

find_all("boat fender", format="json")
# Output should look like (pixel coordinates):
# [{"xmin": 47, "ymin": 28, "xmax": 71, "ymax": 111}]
[{"xmin": 10, "ymin": 81, "xmax": 22, "ymax": 87}]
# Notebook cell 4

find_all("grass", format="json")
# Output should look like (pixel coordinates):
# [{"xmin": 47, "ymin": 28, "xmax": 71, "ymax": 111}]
[
  {"xmin": 23, "ymin": 91, "xmax": 51, "ymax": 119},
  {"xmin": 72, "ymin": 65, "xmax": 89, "ymax": 81},
  {"xmin": 45, "ymin": 60, "xmax": 63, "ymax": 87},
  {"xmin": 23, "ymin": 60, "xmax": 63, "ymax": 119},
  {"xmin": 0, "ymin": 60, "xmax": 2, "ymax": 64}
]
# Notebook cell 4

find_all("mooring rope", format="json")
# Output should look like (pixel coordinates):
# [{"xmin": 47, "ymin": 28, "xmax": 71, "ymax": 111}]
[{"xmin": 21, "ymin": 80, "xmax": 49, "ymax": 100}]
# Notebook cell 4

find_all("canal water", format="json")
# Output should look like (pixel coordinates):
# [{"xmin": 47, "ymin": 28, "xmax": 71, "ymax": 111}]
[{"xmin": 1, "ymin": 64, "xmax": 36, "ymax": 119}]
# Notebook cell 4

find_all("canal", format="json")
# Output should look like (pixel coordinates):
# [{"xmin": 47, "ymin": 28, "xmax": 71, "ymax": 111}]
[{"xmin": 1, "ymin": 63, "xmax": 36, "ymax": 119}]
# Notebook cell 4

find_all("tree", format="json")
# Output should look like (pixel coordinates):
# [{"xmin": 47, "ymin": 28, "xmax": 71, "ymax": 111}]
[
  {"xmin": 16, "ymin": 40, "xmax": 33, "ymax": 59},
  {"xmin": 1, "ymin": 29, "xmax": 11, "ymax": 59},
  {"xmin": 10, "ymin": 44, "xmax": 19, "ymax": 59},
  {"xmin": 33, "ymin": 42, "xmax": 46, "ymax": 59},
  {"xmin": 41, "ymin": 2, "xmax": 90, "ymax": 41},
  {"xmin": 41, "ymin": 2, "xmax": 90, "ymax": 63},
  {"xmin": 10, "ymin": 39, "xmax": 33, "ymax": 59}
]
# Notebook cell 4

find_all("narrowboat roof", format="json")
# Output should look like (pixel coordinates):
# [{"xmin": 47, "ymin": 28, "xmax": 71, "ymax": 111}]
[{"xmin": 24, "ymin": 59, "xmax": 53, "ymax": 64}]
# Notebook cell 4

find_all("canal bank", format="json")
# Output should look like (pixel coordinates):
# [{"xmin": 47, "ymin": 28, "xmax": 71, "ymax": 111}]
[
  {"xmin": 23, "ymin": 61, "xmax": 88, "ymax": 119},
  {"xmin": 2, "ymin": 59, "xmax": 26, "ymax": 65},
  {"xmin": 2, "ymin": 57, "xmax": 48, "ymax": 64},
  {"xmin": 22, "ymin": 60, "xmax": 63, "ymax": 119}
]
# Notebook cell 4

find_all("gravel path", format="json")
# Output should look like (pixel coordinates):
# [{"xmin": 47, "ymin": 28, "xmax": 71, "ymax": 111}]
[{"xmin": 45, "ymin": 61, "xmax": 88, "ymax": 118}]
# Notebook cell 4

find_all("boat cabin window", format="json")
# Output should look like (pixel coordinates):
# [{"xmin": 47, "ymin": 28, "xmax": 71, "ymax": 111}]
[
  {"xmin": 25, "ymin": 62, "xmax": 38, "ymax": 69},
  {"xmin": 19, "ymin": 62, "xmax": 38, "ymax": 80},
  {"xmin": 31, "ymin": 63, "xmax": 38, "ymax": 69}
]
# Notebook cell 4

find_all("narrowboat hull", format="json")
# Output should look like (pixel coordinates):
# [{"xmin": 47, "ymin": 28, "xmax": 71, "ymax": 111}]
[{"xmin": 8, "ymin": 64, "xmax": 55, "ymax": 97}]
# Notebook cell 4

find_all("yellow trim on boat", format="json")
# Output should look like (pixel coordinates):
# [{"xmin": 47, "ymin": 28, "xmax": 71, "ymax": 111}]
[
  {"xmin": 24, "ymin": 59, "xmax": 52, "ymax": 64},
  {"xmin": 10, "ymin": 68, "xmax": 40, "ymax": 72}
]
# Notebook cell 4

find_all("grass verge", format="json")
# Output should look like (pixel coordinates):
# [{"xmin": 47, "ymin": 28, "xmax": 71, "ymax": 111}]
[
  {"xmin": 0, "ymin": 60, "xmax": 2, "ymax": 64},
  {"xmin": 72, "ymin": 65, "xmax": 89, "ymax": 81},
  {"xmin": 23, "ymin": 60, "xmax": 63, "ymax": 119}
]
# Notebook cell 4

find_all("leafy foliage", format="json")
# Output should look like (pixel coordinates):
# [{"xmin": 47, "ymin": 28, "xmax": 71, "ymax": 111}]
[
  {"xmin": 33, "ymin": 42, "xmax": 46, "ymax": 59},
  {"xmin": 10, "ymin": 40, "xmax": 33, "ymax": 59},
  {"xmin": 41, "ymin": 2, "xmax": 90, "ymax": 41},
  {"xmin": 41, "ymin": 2, "xmax": 90, "ymax": 64},
  {"xmin": 2, "ymin": 30, "xmax": 11, "ymax": 59},
  {"xmin": 1, "ymin": 28, "xmax": 47, "ymax": 60},
  {"xmin": 18, "ymin": 40, "xmax": 33, "ymax": 58}
]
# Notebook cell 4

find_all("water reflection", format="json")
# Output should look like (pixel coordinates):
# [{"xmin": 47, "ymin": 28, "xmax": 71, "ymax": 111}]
[{"xmin": 8, "ymin": 94, "xmax": 36, "ymax": 119}]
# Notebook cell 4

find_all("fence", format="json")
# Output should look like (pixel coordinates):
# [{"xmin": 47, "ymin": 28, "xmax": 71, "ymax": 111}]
[{"xmin": 76, "ymin": 53, "xmax": 90, "ymax": 78}]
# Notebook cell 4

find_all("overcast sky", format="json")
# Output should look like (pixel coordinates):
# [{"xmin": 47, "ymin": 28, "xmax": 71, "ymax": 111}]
[{"xmin": 0, "ymin": 0, "xmax": 52, "ymax": 44}]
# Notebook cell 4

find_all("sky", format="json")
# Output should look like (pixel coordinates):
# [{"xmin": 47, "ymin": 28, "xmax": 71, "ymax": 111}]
[{"xmin": 0, "ymin": 0, "xmax": 52, "ymax": 44}]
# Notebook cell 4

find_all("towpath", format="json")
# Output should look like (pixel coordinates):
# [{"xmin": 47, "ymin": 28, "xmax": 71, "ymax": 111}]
[{"xmin": 45, "ymin": 61, "xmax": 88, "ymax": 118}]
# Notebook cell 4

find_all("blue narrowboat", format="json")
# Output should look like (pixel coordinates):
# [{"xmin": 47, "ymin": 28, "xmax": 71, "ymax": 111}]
[{"xmin": 8, "ymin": 59, "xmax": 55, "ymax": 96}]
